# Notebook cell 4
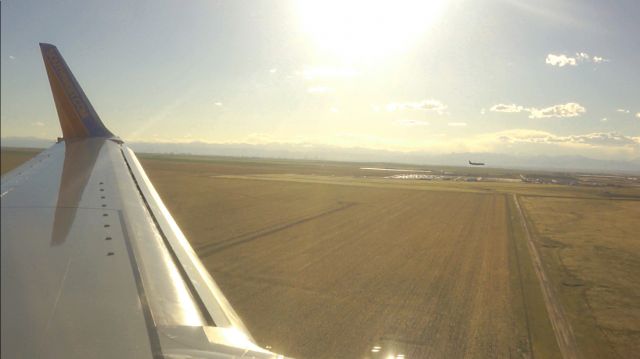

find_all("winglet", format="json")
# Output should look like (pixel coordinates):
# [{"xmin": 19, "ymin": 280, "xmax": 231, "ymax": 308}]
[{"xmin": 40, "ymin": 43, "xmax": 114, "ymax": 139}]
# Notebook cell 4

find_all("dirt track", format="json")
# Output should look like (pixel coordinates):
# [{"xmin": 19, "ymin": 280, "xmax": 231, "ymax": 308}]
[{"xmin": 514, "ymin": 195, "xmax": 579, "ymax": 359}]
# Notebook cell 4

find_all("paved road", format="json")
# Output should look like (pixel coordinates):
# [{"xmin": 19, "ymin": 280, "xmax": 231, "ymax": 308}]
[{"xmin": 513, "ymin": 194, "xmax": 581, "ymax": 359}]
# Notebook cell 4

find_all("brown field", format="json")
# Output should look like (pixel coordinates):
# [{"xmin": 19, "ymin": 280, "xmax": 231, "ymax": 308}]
[
  {"xmin": 0, "ymin": 148, "xmax": 42, "ymax": 175},
  {"xmin": 520, "ymin": 196, "xmax": 640, "ymax": 359},
  {"xmin": 2, "ymin": 148, "xmax": 639, "ymax": 358}
]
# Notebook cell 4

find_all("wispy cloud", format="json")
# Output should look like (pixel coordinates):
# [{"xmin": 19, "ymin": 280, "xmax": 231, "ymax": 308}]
[
  {"xmin": 9, "ymin": 55, "xmax": 16, "ymax": 60},
  {"xmin": 558, "ymin": 132, "xmax": 638, "ymax": 147},
  {"xmin": 32, "ymin": 121, "xmax": 45, "ymax": 127},
  {"xmin": 448, "ymin": 122, "xmax": 467, "ymax": 127},
  {"xmin": 395, "ymin": 119, "xmax": 429, "ymax": 126},
  {"xmin": 490, "ymin": 102, "xmax": 585, "ymax": 119},
  {"xmin": 490, "ymin": 104, "xmax": 524, "ymax": 113},
  {"xmin": 545, "ymin": 52, "xmax": 609, "ymax": 67},
  {"xmin": 616, "ymin": 109, "xmax": 630, "ymax": 114},
  {"xmin": 312, "ymin": 130, "xmax": 638, "ymax": 157},
  {"xmin": 385, "ymin": 99, "xmax": 447, "ymax": 114},
  {"xmin": 455, "ymin": 129, "xmax": 640, "ymax": 158},
  {"xmin": 488, "ymin": 129, "xmax": 638, "ymax": 147},
  {"xmin": 528, "ymin": 103, "xmax": 585, "ymax": 118}
]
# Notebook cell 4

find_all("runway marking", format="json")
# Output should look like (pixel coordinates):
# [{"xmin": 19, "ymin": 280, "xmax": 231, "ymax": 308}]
[{"xmin": 513, "ymin": 194, "xmax": 580, "ymax": 359}]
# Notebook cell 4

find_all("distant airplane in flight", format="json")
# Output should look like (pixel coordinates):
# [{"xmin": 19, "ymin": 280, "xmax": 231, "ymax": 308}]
[{"xmin": 469, "ymin": 160, "xmax": 485, "ymax": 166}]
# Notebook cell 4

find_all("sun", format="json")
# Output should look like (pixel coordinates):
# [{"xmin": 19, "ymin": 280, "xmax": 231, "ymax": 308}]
[{"xmin": 296, "ymin": 0, "xmax": 447, "ymax": 62}]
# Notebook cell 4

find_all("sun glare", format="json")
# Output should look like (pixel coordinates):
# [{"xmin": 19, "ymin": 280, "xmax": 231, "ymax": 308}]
[{"xmin": 296, "ymin": 0, "xmax": 447, "ymax": 62}]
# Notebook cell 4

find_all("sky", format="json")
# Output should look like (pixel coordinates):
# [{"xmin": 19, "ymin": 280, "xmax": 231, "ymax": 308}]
[{"xmin": 2, "ymin": 0, "xmax": 639, "ymax": 161}]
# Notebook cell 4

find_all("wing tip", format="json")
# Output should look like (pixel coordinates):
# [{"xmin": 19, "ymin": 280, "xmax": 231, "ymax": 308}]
[
  {"xmin": 40, "ymin": 42, "xmax": 116, "ymax": 140},
  {"xmin": 39, "ymin": 43, "xmax": 58, "ymax": 54}
]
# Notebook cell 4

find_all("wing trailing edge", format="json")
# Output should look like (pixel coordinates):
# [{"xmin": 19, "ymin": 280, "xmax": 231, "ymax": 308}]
[{"xmin": 40, "ymin": 43, "xmax": 114, "ymax": 139}]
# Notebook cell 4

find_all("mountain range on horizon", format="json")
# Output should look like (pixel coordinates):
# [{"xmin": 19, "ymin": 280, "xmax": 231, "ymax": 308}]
[{"xmin": 2, "ymin": 136, "xmax": 639, "ymax": 174}]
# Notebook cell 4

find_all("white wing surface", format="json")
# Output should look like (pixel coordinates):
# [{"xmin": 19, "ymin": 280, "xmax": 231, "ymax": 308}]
[{"xmin": 1, "ymin": 44, "xmax": 284, "ymax": 359}]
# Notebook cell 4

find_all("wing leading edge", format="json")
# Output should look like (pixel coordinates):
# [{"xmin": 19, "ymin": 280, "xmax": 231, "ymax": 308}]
[{"xmin": 1, "ymin": 44, "xmax": 285, "ymax": 358}]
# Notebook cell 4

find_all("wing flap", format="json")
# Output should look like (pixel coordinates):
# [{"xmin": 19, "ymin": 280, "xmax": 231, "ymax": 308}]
[{"xmin": 121, "ymin": 147, "xmax": 253, "ymax": 335}]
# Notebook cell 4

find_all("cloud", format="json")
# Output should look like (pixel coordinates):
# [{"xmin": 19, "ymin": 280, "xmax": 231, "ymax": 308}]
[
  {"xmin": 385, "ymin": 99, "xmax": 447, "ymax": 114},
  {"xmin": 214, "ymin": 102, "xmax": 223, "ymax": 106},
  {"xmin": 545, "ymin": 52, "xmax": 609, "ymax": 67},
  {"xmin": 601, "ymin": 118, "xmax": 607, "ymax": 122},
  {"xmin": 490, "ymin": 102, "xmax": 585, "ymax": 119},
  {"xmin": 528, "ymin": 102, "xmax": 585, "ymax": 118},
  {"xmin": 419, "ymin": 99, "xmax": 448, "ymax": 113},
  {"xmin": 269, "ymin": 68, "xmax": 277, "ymax": 74},
  {"xmin": 490, "ymin": 104, "xmax": 525, "ymax": 113},
  {"xmin": 566, "ymin": 133, "xmax": 638, "ymax": 146},
  {"xmin": 9, "ymin": 55, "xmax": 15, "ymax": 60},
  {"xmin": 395, "ymin": 119, "xmax": 429, "ymax": 126},
  {"xmin": 616, "ymin": 109, "xmax": 630, "ymax": 114},
  {"xmin": 448, "ymin": 122, "xmax": 467, "ymax": 127},
  {"xmin": 545, "ymin": 54, "xmax": 576, "ymax": 67},
  {"xmin": 575, "ymin": 52, "xmax": 589, "ymax": 61},
  {"xmin": 307, "ymin": 86, "xmax": 332, "ymax": 94},
  {"xmin": 330, "ymin": 129, "xmax": 639, "ymax": 157},
  {"xmin": 489, "ymin": 129, "xmax": 638, "ymax": 147}
]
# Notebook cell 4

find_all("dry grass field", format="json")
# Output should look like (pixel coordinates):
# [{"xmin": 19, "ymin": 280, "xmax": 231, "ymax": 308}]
[
  {"xmin": 0, "ymin": 148, "xmax": 42, "ymax": 175},
  {"xmin": 166, "ymin": 179, "xmax": 531, "ymax": 358},
  {"xmin": 126, "ymin": 156, "xmax": 561, "ymax": 358},
  {"xmin": 2, "ymin": 148, "xmax": 639, "ymax": 358},
  {"xmin": 520, "ymin": 197, "xmax": 640, "ymax": 359}
]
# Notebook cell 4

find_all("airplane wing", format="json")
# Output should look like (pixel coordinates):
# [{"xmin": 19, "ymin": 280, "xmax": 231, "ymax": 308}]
[{"xmin": 1, "ymin": 44, "xmax": 284, "ymax": 359}]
